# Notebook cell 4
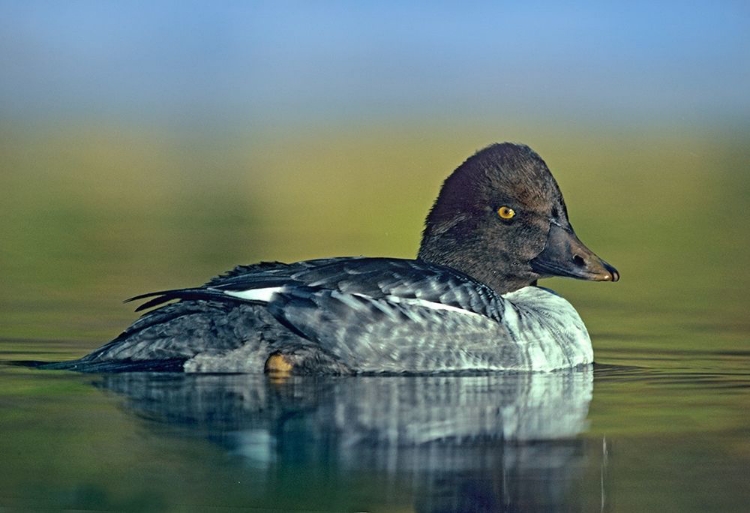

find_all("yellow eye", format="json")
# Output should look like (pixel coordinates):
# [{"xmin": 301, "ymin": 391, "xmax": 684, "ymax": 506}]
[{"xmin": 497, "ymin": 206, "xmax": 515, "ymax": 220}]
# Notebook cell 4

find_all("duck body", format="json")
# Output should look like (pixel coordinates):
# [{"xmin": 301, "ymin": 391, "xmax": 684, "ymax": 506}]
[
  {"xmin": 48, "ymin": 143, "xmax": 617, "ymax": 374},
  {"xmin": 63, "ymin": 257, "xmax": 592, "ymax": 373}
]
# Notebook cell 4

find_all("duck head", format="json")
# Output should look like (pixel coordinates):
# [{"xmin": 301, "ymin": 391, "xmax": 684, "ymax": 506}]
[{"xmin": 417, "ymin": 143, "xmax": 619, "ymax": 294}]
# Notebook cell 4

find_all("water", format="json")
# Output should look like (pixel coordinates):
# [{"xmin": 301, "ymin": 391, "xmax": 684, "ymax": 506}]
[
  {"xmin": 1, "ymin": 361, "xmax": 748, "ymax": 511},
  {"xmin": 1, "ymin": 128, "xmax": 749, "ymax": 511}
]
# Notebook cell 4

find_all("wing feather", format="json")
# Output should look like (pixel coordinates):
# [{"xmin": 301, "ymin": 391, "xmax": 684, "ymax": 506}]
[{"xmin": 127, "ymin": 257, "xmax": 504, "ymax": 322}]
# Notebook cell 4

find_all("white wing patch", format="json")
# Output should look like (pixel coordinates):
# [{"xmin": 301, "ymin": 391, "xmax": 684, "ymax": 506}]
[
  {"xmin": 225, "ymin": 286, "xmax": 284, "ymax": 303},
  {"xmin": 386, "ymin": 296, "xmax": 483, "ymax": 317}
]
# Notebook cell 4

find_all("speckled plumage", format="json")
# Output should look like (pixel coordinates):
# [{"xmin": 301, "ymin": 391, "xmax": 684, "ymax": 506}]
[{"xmin": 45, "ymin": 143, "xmax": 617, "ymax": 374}]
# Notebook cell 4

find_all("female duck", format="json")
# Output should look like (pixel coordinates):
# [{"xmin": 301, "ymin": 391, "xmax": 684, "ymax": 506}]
[{"xmin": 51, "ymin": 143, "xmax": 618, "ymax": 374}]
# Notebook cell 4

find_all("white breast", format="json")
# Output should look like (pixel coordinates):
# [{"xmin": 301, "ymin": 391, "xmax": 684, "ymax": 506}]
[{"xmin": 500, "ymin": 286, "xmax": 593, "ymax": 370}]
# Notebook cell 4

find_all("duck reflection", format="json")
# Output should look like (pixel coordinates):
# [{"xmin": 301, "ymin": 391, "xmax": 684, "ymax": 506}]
[{"xmin": 95, "ymin": 369, "xmax": 596, "ymax": 512}]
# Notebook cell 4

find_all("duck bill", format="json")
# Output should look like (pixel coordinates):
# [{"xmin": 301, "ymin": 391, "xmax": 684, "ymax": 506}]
[{"xmin": 530, "ymin": 224, "xmax": 619, "ymax": 282}]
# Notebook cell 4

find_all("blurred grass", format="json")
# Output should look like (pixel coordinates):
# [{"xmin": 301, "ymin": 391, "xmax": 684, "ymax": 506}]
[{"xmin": 1, "ymin": 121, "xmax": 749, "ymax": 363}]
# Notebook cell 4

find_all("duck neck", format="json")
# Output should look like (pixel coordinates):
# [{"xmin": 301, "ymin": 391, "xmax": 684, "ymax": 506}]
[{"xmin": 416, "ymin": 248, "xmax": 533, "ymax": 296}]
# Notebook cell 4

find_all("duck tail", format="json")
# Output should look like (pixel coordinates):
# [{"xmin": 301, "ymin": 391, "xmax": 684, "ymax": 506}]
[{"xmin": 126, "ymin": 287, "xmax": 231, "ymax": 312}]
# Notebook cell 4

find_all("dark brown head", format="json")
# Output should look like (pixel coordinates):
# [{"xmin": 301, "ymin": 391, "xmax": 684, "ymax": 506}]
[{"xmin": 417, "ymin": 143, "xmax": 618, "ymax": 294}]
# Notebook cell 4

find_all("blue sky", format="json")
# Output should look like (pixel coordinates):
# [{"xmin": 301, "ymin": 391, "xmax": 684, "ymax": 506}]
[{"xmin": 1, "ymin": 1, "xmax": 748, "ymax": 128}]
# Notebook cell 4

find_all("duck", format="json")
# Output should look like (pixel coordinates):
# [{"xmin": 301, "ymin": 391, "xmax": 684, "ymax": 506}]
[{"xmin": 47, "ymin": 142, "xmax": 618, "ymax": 374}]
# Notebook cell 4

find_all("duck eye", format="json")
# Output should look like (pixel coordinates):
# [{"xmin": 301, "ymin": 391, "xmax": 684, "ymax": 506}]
[{"xmin": 497, "ymin": 206, "xmax": 516, "ymax": 220}]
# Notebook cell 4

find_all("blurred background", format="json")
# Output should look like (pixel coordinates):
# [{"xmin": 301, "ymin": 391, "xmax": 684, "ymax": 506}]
[{"xmin": 1, "ymin": 1, "xmax": 748, "ymax": 359}]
